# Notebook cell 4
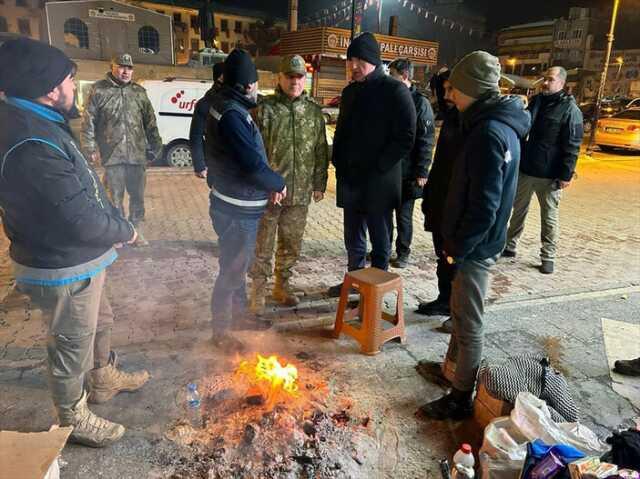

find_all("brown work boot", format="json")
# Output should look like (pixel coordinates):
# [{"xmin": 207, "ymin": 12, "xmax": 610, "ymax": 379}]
[
  {"xmin": 88, "ymin": 351, "xmax": 150, "ymax": 404},
  {"xmin": 249, "ymin": 278, "xmax": 267, "ymax": 315},
  {"xmin": 272, "ymin": 278, "xmax": 300, "ymax": 307},
  {"xmin": 58, "ymin": 392, "xmax": 125, "ymax": 448}
]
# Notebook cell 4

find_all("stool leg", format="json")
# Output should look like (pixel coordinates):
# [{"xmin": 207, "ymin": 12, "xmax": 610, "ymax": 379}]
[
  {"xmin": 396, "ymin": 285, "xmax": 406, "ymax": 344},
  {"xmin": 333, "ymin": 274, "xmax": 350, "ymax": 338},
  {"xmin": 361, "ymin": 291, "xmax": 382, "ymax": 355}
]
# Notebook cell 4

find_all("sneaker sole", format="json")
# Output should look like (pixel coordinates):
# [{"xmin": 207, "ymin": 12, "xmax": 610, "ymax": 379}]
[{"xmin": 68, "ymin": 425, "xmax": 126, "ymax": 448}]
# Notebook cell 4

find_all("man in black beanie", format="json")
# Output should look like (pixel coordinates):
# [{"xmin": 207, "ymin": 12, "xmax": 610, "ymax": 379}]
[
  {"xmin": 328, "ymin": 32, "xmax": 416, "ymax": 296},
  {"xmin": 0, "ymin": 38, "xmax": 149, "ymax": 447},
  {"xmin": 204, "ymin": 49, "xmax": 286, "ymax": 350},
  {"xmin": 190, "ymin": 61, "xmax": 225, "ymax": 178}
]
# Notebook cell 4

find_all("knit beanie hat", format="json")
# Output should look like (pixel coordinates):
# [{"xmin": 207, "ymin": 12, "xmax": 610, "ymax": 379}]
[
  {"xmin": 223, "ymin": 49, "xmax": 258, "ymax": 88},
  {"xmin": 449, "ymin": 51, "xmax": 501, "ymax": 99},
  {"xmin": 347, "ymin": 32, "xmax": 381, "ymax": 66},
  {"xmin": 0, "ymin": 38, "xmax": 76, "ymax": 99}
]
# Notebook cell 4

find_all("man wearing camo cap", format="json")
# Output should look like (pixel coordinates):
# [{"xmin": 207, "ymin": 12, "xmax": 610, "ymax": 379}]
[
  {"xmin": 249, "ymin": 54, "xmax": 329, "ymax": 314},
  {"xmin": 81, "ymin": 53, "xmax": 163, "ymax": 246}
]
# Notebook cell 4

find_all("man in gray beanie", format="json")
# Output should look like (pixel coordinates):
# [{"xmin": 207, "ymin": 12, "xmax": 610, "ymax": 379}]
[
  {"xmin": 0, "ymin": 38, "xmax": 149, "ymax": 447},
  {"xmin": 417, "ymin": 51, "xmax": 531, "ymax": 420}
]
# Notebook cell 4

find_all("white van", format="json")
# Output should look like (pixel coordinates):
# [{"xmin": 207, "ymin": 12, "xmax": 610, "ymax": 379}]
[{"xmin": 141, "ymin": 78, "xmax": 212, "ymax": 167}]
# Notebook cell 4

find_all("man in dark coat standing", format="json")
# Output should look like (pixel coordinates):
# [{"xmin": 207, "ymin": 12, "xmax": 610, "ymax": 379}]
[
  {"xmin": 388, "ymin": 58, "xmax": 435, "ymax": 269},
  {"xmin": 503, "ymin": 66, "xmax": 583, "ymax": 274},
  {"xmin": 328, "ymin": 33, "xmax": 416, "ymax": 296},
  {"xmin": 418, "ymin": 51, "xmax": 531, "ymax": 420},
  {"xmin": 416, "ymin": 69, "xmax": 463, "ymax": 326},
  {"xmin": 189, "ymin": 62, "xmax": 224, "ymax": 179}
]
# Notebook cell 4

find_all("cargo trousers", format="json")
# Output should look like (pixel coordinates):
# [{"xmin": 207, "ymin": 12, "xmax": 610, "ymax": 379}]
[
  {"xmin": 249, "ymin": 204, "xmax": 309, "ymax": 283},
  {"xmin": 505, "ymin": 173, "xmax": 562, "ymax": 262},
  {"xmin": 17, "ymin": 270, "xmax": 113, "ymax": 413},
  {"xmin": 103, "ymin": 164, "xmax": 147, "ymax": 226}
]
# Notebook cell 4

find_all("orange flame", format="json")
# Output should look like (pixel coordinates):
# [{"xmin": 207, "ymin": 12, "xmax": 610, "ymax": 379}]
[{"xmin": 237, "ymin": 354, "xmax": 299, "ymax": 396}]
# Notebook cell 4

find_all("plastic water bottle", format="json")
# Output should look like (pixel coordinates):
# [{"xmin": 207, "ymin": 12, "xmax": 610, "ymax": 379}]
[
  {"xmin": 186, "ymin": 383, "xmax": 202, "ymax": 428},
  {"xmin": 451, "ymin": 444, "xmax": 475, "ymax": 478}
]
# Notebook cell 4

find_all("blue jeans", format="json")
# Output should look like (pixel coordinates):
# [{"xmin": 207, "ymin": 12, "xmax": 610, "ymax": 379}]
[
  {"xmin": 210, "ymin": 204, "xmax": 260, "ymax": 331},
  {"xmin": 343, "ymin": 207, "xmax": 393, "ymax": 271}
]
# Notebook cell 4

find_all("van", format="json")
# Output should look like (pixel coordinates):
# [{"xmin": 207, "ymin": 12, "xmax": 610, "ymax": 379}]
[{"xmin": 141, "ymin": 78, "xmax": 213, "ymax": 167}]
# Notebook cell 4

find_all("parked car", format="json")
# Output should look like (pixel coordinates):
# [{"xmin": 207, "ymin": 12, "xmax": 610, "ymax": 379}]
[
  {"xmin": 321, "ymin": 96, "xmax": 340, "ymax": 124},
  {"xmin": 595, "ymin": 107, "xmax": 640, "ymax": 152}
]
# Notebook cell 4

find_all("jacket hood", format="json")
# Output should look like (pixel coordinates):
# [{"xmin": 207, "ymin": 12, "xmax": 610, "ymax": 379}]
[{"xmin": 463, "ymin": 93, "xmax": 531, "ymax": 139}]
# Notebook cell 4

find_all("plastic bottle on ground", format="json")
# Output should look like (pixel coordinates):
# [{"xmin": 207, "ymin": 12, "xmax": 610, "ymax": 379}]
[
  {"xmin": 451, "ymin": 443, "xmax": 475, "ymax": 478},
  {"xmin": 186, "ymin": 382, "xmax": 202, "ymax": 428}
]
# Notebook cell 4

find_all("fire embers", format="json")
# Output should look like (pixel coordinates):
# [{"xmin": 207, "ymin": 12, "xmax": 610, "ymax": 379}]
[{"xmin": 164, "ymin": 353, "xmax": 377, "ymax": 478}]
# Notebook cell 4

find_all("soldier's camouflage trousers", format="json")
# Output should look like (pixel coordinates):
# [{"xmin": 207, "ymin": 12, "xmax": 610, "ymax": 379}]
[
  {"xmin": 16, "ymin": 270, "xmax": 113, "ymax": 414},
  {"xmin": 249, "ymin": 204, "xmax": 309, "ymax": 282},
  {"xmin": 103, "ymin": 165, "xmax": 146, "ymax": 225}
]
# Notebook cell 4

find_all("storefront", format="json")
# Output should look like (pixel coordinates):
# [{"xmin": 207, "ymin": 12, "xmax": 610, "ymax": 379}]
[{"xmin": 279, "ymin": 27, "xmax": 439, "ymax": 103}]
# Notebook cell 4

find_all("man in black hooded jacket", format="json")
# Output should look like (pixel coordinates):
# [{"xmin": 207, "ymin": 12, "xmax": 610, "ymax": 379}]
[{"xmin": 418, "ymin": 51, "xmax": 531, "ymax": 420}]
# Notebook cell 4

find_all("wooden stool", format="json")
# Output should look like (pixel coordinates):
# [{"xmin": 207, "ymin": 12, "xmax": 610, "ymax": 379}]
[{"xmin": 333, "ymin": 267, "xmax": 405, "ymax": 355}]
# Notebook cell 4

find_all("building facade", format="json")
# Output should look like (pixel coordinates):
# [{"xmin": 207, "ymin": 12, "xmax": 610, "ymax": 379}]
[
  {"xmin": 0, "ymin": 0, "xmax": 45, "ymax": 41},
  {"xmin": 131, "ymin": 0, "xmax": 286, "ymax": 64},
  {"xmin": 497, "ymin": 21, "xmax": 555, "ymax": 78},
  {"xmin": 581, "ymin": 48, "xmax": 640, "ymax": 100},
  {"xmin": 45, "ymin": 0, "xmax": 174, "ymax": 64}
]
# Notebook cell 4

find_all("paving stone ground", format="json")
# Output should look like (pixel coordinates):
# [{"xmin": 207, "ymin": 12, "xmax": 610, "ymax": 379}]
[{"xmin": 0, "ymin": 149, "xmax": 638, "ymax": 478}]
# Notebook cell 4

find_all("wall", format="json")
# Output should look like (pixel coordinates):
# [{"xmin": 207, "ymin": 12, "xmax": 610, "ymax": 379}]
[
  {"xmin": 46, "ymin": 0, "xmax": 173, "ymax": 65},
  {"xmin": 0, "ymin": 0, "xmax": 44, "ymax": 40}
]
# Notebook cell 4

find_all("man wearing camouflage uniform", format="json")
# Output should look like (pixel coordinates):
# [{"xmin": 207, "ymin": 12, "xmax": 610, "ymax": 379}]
[
  {"xmin": 81, "ymin": 53, "xmax": 163, "ymax": 246},
  {"xmin": 249, "ymin": 55, "xmax": 329, "ymax": 313}
]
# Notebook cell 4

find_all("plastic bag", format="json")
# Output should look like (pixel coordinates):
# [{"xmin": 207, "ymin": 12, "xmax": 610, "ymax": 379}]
[
  {"xmin": 479, "ymin": 417, "xmax": 529, "ymax": 479},
  {"xmin": 510, "ymin": 392, "xmax": 609, "ymax": 457}
]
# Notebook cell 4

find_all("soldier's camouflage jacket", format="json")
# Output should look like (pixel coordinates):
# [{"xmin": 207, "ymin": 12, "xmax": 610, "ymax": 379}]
[
  {"xmin": 255, "ymin": 87, "xmax": 329, "ymax": 206},
  {"xmin": 81, "ymin": 73, "xmax": 163, "ymax": 167}
]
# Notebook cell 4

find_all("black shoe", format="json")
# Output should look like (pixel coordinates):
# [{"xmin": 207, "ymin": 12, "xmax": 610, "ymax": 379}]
[
  {"xmin": 614, "ymin": 357, "xmax": 640, "ymax": 377},
  {"xmin": 540, "ymin": 260, "xmax": 554, "ymax": 274},
  {"xmin": 416, "ymin": 299, "xmax": 450, "ymax": 316},
  {"xmin": 418, "ymin": 391, "xmax": 473, "ymax": 421},
  {"xmin": 327, "ymin": 283, "xmax": 358, "ymax": 298},
  {"xmin": 391, "ymin": 256, "xmax": 409, "ymax": 268},
  {"xmin": 232, "ymin": 314, "xmax": 273, "ymax": 331},
  {"xmin": 501, "ymin": 249, "xmax": 516, "ymax": 258},
  {"xmin": 436, "ymin": 317, "xmax": 453, "ymax": 334},
  {"xmin": 211, "ymin": 332, "xmax": 247, "ymax": 353},
  {"xmin": 415, "ymin": 360, "xmax": 451, "ymax": 387}
]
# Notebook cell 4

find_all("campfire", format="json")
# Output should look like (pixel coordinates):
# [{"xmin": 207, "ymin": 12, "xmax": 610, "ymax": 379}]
[{"xmin": 164, "ymin": 351, "xmax": 377, "ymax": 478}]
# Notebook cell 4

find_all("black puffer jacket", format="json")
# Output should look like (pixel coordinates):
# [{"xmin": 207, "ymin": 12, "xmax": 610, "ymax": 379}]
[
  {"xmin": 443, "ymin": 94, "xmax": 531, "ymax": 262},
  {"xmin": 332, "ymin": 67, "xmax": 416, "ymax": 213},
  {"xmin": 521, "ymin": 91, "xmax": 583, "ymax": 181},
  {"xmin": 0, "ymin": 97, "xmax": 134, "ymax": 269}
]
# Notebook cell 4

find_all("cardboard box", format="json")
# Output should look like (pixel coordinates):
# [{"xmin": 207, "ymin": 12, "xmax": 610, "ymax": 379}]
[
  {"xmin": 0, "ymin": 426, "xmax": 72, "ymax": 479},
  {"xmin": 474, "ymin": 383, "xmax": 514, "ymax": 428}
]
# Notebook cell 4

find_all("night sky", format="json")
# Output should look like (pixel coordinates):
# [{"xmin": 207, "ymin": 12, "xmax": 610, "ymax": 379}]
[{"xmin": 216, "ymin": 0, "xmax": 639, "ymax": 42}]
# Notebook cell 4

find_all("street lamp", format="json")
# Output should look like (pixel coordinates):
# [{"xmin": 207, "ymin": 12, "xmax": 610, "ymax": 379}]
[
  {"xmin": 507, "ymin": 57, "xmax": 517, "ymax": 75},
  {"xmin": 615, "ymin": 56, "xmax": 624, "ymax": 78},
  {"xmin": 587, "ymin": 0, "xmax": 621, "ymax": 154}
]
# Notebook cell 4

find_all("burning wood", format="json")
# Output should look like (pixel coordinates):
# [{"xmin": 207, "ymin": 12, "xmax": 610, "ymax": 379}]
[{"xmin": 164, "ymin": 352, "xmax": 378, "ymax": 478}]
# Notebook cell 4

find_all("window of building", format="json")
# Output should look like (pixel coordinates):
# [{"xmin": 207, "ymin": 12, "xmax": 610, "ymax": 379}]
[
  {"xmin": 138, "ymin": 26, "xmax": 159, "ymax": 54},
  {"xmin": 573, "ymin": 29, "xmax": 583, "ymax": 39},
  {"xmin": 64, "ymin": 17, "xmax": 89, "ymax": 48},
  {"xmin": 18, "ymin": 18, "xmax": 31, "ymax": 36},
  {"xmin": 220, "ymin": 19, "xmax": 228, "ymax": 32},
  {"xmin": 234, "ymin": 21, "xmax": 242, "ymax": 33},
  {"xmin": 190, "ymin": 15, "xmax": 198, "ymax": 31},
  {"xmin": 173, "ymin": 12, "xmax": 181, "ymax": 24},
  {"xmin": 557, "ymin": 30, "xmax": 566, "ymax": 40},
  {"xmin": 15, "ymin": 0, "xmax": 27, "ymax": 7},
  {"xmin": 191, "ymin": 39, "xmax": 199, "ymax": 52},
  {"xmin": 0, "ymin": 16, "xmax": 7, "ymax": 32}
]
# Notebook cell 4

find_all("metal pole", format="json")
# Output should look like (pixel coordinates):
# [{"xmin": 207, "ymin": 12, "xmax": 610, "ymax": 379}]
[
  {"xmin": 587, "ymin": 0, "xmax": 620, "ymax": 154},
  {"xmin": 378, "ymin": 0, "xmax": 384, "ymax": 33},
  {"xmin": 351, "ymin": 0, "xmax": 356, "ymax": 39},
  {"xmin": 288, "ymin": 0, "xmax": 298, "ymax": 32}
]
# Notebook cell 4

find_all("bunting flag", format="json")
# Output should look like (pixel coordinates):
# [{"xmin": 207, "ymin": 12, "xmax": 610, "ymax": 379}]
[{"xmin": 300, "ymin": 0, "xmax": 484, "ymax": 37}]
